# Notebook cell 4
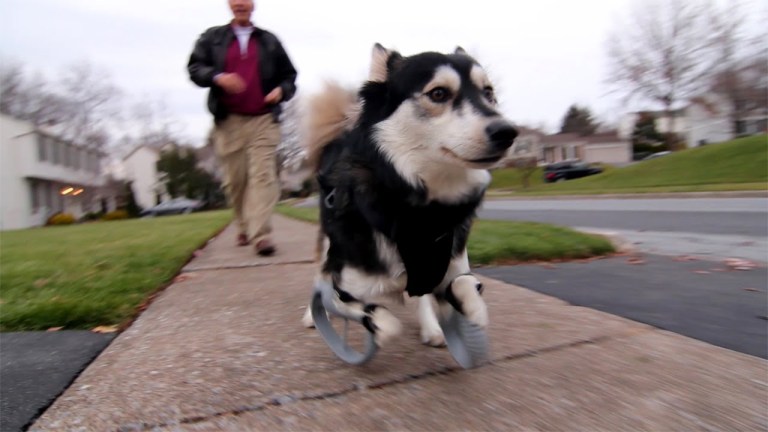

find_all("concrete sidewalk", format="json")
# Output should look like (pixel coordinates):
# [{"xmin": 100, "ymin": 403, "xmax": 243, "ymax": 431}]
[{"xmin": 32, "ymin": 216, "xmax": 767, "ymax": 431}]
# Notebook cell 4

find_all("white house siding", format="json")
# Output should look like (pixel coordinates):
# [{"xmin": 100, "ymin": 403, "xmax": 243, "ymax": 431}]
[
  {"xmin": 685, "ymin": 102, "xmax": 733, "ymax": 148},
  {"xmin": 122, "ymin": 147, "xmax": 163, "ymax": 209},
  {"xmin": 0, "ymin": 114, "xmax": 105, "ymax": 230},
  {"xmin": 0, "ymin": 117, "xmax": 32, "ymax": 230},
  {"xmin": 583, "ymin": 143, "xmax": 631, "ymax": 165}
]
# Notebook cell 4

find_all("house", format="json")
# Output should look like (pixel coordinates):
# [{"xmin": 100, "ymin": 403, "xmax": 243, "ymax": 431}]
[
  {"xmin": 619, "ymin": 91, "xmax": 767, "ymax": 148},
  {"xmin": 0, "ymin": 114, "xmax": 109, "ymax": 230},
  {"xmin": 502, "ymin": 128, "xmax": 631, "ymax": 166},
  {"xmin": 539, "ymin": 133, "xmax": 631, "ymax": 165},
  {"xmin": 121, "ymin": 141, "xmax": 222, "ymax": 210},
  {"xmin": 121, "ymin": 143, "xmax": 171, "ymax": 210}
]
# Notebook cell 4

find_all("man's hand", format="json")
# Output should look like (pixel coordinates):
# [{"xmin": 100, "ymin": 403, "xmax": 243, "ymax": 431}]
[
  {"xmin": 264, "ymin": 87, "xmax": 283, "ymax": 104},
  {"xmin": 214, "ymin": 73, "xmax": 246, "ymax": 94}
]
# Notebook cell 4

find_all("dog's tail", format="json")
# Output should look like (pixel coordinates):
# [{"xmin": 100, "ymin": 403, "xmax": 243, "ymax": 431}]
[{"xmin": 301, "ymin": 80, "xmax": 360, "ymax": 172}]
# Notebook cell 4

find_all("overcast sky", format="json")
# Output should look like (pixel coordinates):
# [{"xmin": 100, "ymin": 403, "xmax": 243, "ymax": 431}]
[{"xmin": 0, "ymin": 0, "xmax": 763, "ymax": 147}]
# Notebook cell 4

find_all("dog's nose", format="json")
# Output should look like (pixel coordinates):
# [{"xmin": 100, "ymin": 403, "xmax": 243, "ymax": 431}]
[{"xmin": 485, "ymin": 121, "xmax": 518, "ymax": 152}]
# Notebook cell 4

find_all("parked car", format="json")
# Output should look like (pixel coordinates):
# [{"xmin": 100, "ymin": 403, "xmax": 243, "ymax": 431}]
[
  {"xmin": 642, "ymin": 151, "xmax": 672, "ymax": 161},
  {"xmin": 140, "ymin": 198, "xmax": 204, "ymax": 217},
  {"xmin": 543, "ymin": 161, "xmax": 603, "ymax": 183}
]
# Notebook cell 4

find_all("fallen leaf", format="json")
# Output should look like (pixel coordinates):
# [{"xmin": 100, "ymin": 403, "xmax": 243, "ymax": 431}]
[
  {"xmin": 46, "ymin": 327, "xmax": 63, "ymax": 332},
  {"xmin": 674, "ymin": 255, "xmax": 699, "ymax": 262},
  {"xmin": 724, "ymin": 258, "xmax": 757, "ymax": 271},
  {"xmin": 173, "ymin": 274, "xmax": 193, "ymax": 283},
  {"xmin": 92, "ymin": 325, "xmax": 118, "ymax": 334},
  {"xmin": 743, "ymin": 288, "xmax": 761, "ymax": 292},
  {"xmin": 626, "ymin": 257, "xmax": 645, "ymax": 265}
]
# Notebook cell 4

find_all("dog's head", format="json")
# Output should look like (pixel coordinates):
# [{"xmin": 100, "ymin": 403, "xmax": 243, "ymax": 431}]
[{"xmin": 365, "ymin": 43, "xmax": 518, "ymax": 171}]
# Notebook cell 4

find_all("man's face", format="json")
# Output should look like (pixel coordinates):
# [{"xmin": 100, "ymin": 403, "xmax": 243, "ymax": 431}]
[{"xmin": 229, "ymin": 0, "xmax": 254, "ymax": 24}]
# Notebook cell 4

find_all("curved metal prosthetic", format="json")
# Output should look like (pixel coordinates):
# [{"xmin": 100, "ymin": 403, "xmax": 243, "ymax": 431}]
[
  {"xmin": 438, "ymin": 307, "xmax": 490, "ymax": 369},
  {"xmin": 311, "ymin": 280, "xmax": 378, "ymax": 365}
]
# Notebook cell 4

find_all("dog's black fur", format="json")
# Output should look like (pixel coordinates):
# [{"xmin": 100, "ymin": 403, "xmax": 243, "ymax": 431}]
[{"xmin": 304, "ymin": 45, "xmax": 517, "ymax": 345}]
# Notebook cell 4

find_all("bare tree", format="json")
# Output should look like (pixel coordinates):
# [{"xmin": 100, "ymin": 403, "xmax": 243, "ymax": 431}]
[
  {"xmin": 56, "ymin": 61, "xmax": 122, "ymax": 150},
  {"xmin": 277, "ymin": 97, "xmax": 306, "ymax": 172},
  {"xmin": 1, "ymin": 61, "xmax": 67, "ymax": 126},
  {"xmin": 708, "ymin": 7, "xmax": 768, "ymax": 136},
  {"xmin": 0, "ymin": 59, "xmax": 25, "ymax": 115},
  {"xmin": 1, "ymin": 59, "xmax": 122, "ymax": 151},
  {"xmin": 606, "ymin": 0, "xmax": 727, "ymax": 148}
]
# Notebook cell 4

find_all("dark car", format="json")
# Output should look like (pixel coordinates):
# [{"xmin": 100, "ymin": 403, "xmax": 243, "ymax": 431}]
[
  {"xmin": 140, "ymin": 198, "xmax": 204, "ymax": 217},
  {"xmin": 642, "ymin": 151, "xmax": 672, "ymax": 161},
  {"xmin": 543, "ymin": 161, "xmax": 603, "ymax": 183}
]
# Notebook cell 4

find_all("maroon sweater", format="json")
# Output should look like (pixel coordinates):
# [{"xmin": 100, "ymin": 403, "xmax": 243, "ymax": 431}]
[{"xmin": 220, "ymin": 37, "xmax": 268, "ymax": 115}]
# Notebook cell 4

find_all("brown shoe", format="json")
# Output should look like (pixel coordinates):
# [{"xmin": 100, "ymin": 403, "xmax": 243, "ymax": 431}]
[
  {"xmin": 237, "ymin": 233, "xmax": 249, "ymax": 247},
  {"xmin": 255, "ymin": 239, "xmax": 276, "ymax": 256}
]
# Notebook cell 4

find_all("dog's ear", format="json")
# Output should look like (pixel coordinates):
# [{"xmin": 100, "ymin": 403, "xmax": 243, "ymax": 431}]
[
  {"xmin": 369, "ymin": 43, "xmax": 390, "ymax": 82},
  {"xmin": 369, "ymin": 43, "xmax": 402, "ymax": 83},
  {"xmin": 454, "ymin": 46, "xmax": 468, "ymax": 56}
]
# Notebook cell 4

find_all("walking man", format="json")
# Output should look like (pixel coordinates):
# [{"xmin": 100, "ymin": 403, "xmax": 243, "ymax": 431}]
[{"xmin": 188, "ymin": 0, "xmax": 297, "ymax": 255}]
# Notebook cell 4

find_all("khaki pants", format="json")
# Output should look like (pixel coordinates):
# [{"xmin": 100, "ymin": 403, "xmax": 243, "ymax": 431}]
[{"xmin": 214, "ymin": 114, "xmax": 281, "ymax": 244}]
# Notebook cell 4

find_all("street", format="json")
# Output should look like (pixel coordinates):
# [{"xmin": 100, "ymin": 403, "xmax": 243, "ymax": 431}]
[
  {"xmin": 478, "ymin": 196, "xmax": 768, "ymax": 359},
  {"xmin": 478, "ymin": 255, "xmax": 768, "ymax": 359},
  {"xmin": 479, "ymin": 197, "xmax": 768, "ymax": 262}
]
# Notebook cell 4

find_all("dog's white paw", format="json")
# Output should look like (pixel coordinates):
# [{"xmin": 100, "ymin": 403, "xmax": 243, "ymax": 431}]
[
  {"xmin": 370, "ymin": 307, "xmax": 402, "ymax": 347},
  {"xmin": 452, "ymin": 275, "xmax": 489, "ymax": 328},
  {"xmin": 301, "ymin": 305, "xmax": 315, "ymax": 328},
  {"xmin": 417, "ymin": 295, "xmax": 445, "ymax": 347},
  {"xmin": 421, "ymin": 326, "xmax": 446, "ymax": 347}
]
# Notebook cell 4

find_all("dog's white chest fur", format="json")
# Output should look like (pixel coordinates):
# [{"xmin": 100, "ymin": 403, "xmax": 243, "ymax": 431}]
[{"xmin": 339, "ymin": 233, "xmax": 407, "ymax": 304}]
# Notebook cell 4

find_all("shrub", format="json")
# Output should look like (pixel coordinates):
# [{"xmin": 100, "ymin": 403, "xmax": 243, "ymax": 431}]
[
  {"xmin": 102, "ymin": 210, "xmax": 129, "ymax": 221},
  {"xmin": 47, "ymin": 213, "xmax": 76, "ymax": 226},
  {"xmin": 80, "ymin": 212, "xmax": 104, "ymax": 222}
]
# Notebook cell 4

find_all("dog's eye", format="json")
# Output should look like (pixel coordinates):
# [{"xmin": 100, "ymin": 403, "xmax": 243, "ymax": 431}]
[
  {"xmin": 426, "ymin": 87, "xmax": 452, "ymax": 103},
  {"xmin": 483, "ymin": 86, "xmax": 496, "ymax": 103}
]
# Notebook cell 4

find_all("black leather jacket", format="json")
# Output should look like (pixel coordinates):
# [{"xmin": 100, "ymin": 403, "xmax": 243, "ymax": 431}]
[{"xmin": 187, "ymin": 25, "xmax": 297, "ymax": 122}]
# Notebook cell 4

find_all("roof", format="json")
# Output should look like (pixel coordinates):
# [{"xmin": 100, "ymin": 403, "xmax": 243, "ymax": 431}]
[
  {"xmin": 516, "ymin": 126, "xmax": 546, "ymax": 137},
  {"xmin": 584, "ymin": 132, "xmax": 626, "ymax": 144},
  {"xmin": 540, "ymin": 132, "xmax": 627, "ymax": 146},
  {"xmin": 540, "ymin": 133, "xmax": 585, "ymax": 145},
  {"xmin": 122, "ymin": 144, "xmax": 161, "ymax": 161}
]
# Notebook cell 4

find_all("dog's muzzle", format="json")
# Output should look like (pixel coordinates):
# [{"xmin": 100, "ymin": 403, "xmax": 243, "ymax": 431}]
[{"xmin": 485, "ymin": 121, "xmax": 518, "ymax": 153}]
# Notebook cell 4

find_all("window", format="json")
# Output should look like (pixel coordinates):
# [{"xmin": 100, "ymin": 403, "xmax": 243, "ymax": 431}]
[
  {"xmin": 29, "ymin": 180, "xmax": 39, "ymax": 212},
  {"xmin": 37, "ymin": 135, "xmax": 48, "ymax": 162},
  {"xmin": 73, "ymin": 148, "xmax": 81, "ymax": 170},
  {"xmin": 62, "ymin": 143, "xmax": 69, "ymax": 167},
  {"xmin": 51, "ymin": 140, "xmax": 60, "ymax": 165},
  {"xmin": 43, "ymin": 181, "xmax": 52, "ymax": 209},
  {"xmin": 86, "ymin": 152, "xmax": 100, "ymax": 173}
]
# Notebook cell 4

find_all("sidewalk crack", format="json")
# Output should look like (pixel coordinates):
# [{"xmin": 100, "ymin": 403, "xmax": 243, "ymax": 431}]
[
  {"xmin": 182, "ymin": 260, "xmax": 316, "ymax": 273},
  {"xmin": 127, "ymin": 329, "xmax": 647, "ymax": 430}
]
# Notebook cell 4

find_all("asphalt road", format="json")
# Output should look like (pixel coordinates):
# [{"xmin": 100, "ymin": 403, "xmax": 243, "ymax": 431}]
[
  {"xmin": 480, "ymin": 197, "xmax": 768, "ymax": 236},
  {"xmin": 477, "ymin": 254, "xmax": 768, "ymax": 359},
  {"xmin": 0, "ymin": 332, "xmax": 114, "ymax": 432},
  {"xmin": 480, "ymin": 197, "xmax": 768, "ymax": 262}
]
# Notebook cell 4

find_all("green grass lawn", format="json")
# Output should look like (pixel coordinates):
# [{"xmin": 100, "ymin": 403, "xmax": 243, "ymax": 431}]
[
  {"xmin": 275, "ymin": 205, "xmax": 614, "ymax": 265},
  {"xmin": 0, "ymin": 210, "xmax": 232, "ymax": 331},
  {"xmin": 490, "ymin": 134, "xmax": 767, "ymax": 194}
]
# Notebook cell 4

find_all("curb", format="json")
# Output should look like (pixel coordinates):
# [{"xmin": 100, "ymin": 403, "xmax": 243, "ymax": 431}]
[
  {"xmin": 577, "ymin": 228, "xmax": 635, "ymax": 255},
  {"xmin": 485, "ymin": 191, "xmax": 768, "ymax": 200}
]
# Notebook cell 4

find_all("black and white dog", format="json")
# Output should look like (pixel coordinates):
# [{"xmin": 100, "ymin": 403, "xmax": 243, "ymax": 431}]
[{"xmin": 301, "ymin": 44, "xmax": 518, "ymax": 348}]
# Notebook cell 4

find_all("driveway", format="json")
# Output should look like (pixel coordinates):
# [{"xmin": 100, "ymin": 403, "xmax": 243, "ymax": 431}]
[{"xmin": 477, "ymin": 254, "xmax": 767, "ymax": 359}]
